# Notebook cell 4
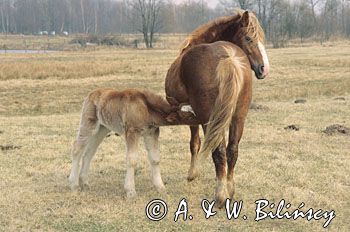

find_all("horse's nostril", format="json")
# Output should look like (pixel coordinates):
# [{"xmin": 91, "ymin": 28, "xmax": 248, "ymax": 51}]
[{"xmin": 259, "ymin": 65, "xmax": 264, "ymax": 74}]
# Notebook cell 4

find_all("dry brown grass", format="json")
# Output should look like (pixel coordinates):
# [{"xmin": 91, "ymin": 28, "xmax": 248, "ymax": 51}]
[
  {"xmin": 0, "ymin": 42, "xmax": 349, "ymax": 231},
  {"xmin": 0, "ymin": 34, "xmax": 188, "ymax": 51}
]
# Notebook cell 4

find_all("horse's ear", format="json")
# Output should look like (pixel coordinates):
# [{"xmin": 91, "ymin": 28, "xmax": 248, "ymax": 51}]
[
  {"xmin": 240, "ymin": 11, "xmax": 250, "ymax": 27},
  {"xmin": 180, "ymin": 39, "xmax": 191, "ymax": 53}
]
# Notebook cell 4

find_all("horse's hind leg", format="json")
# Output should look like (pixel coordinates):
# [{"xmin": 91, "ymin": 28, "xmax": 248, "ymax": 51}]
[
  {"xmin": 212, "ymin": 140, "xmax": 229, "ymax": 208},
  {"xmin": 79, "ymin": 125, "xmax": 109, "ymax": 190},
  {"xmin": 124, "ymin": 130, "xmax": 140, "ymax": 198},
  {"xmin": 226, "ymin": 111, "xmax": 249, "ymax": 199},
  {"xmin": 187, "ymin": 126, "xmax": 201, "ymax": 181},
  {"xmin": 143, "ymin": 127, "xmax": 166, "ymax": 192}
]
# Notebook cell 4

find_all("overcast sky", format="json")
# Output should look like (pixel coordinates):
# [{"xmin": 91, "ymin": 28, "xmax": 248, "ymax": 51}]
[
  {"xmin": 173, "ymin": 0, "xmax": 220, "ymax": 8},
  {"xmin": 172, "ymin": 0, "xmax": 317, "ymax": 9}
]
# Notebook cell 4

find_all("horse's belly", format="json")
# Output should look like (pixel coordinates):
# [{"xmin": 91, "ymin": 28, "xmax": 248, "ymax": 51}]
[{"xmin": 98, "ymin": 113, "xmax": 125, "ymax": 136}]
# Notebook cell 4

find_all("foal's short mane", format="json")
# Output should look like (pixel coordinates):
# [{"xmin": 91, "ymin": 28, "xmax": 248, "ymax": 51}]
[{"xmin": 180, "ymin": 9, "xmax": 265, "ymax": 53}]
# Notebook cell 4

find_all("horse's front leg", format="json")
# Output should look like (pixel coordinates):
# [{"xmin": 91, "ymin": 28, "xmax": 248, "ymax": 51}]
[
  {"xmin": 212, "ymin": 141, "xmax": 229, "ymax": 208},
  {"xmin": 187, "ymin": 126, "xmax": 201, "ymax": 181}
]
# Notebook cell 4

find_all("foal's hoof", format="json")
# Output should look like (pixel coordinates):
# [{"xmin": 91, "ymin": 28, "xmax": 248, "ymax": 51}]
[
  {"xmin": 70, "ymin": 184, "xmax": 80, "ymax": 192},
  {"xmin": 126, "ymin": 190, "xmax": 137, "ymax": 198},
  {"xmin": 79, "ymin": 183, "xmax": 90, "ymax": 191},
  {"xmin": 156, "ymin": 184, "xmax": 166, "ymax": 193}
]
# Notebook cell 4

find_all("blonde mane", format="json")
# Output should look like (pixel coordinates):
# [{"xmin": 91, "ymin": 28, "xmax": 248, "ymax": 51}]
[
  {"xmin": 236, "ymin": 9, "xmax": 265, "ymax": 43},
  {"xmin": 180, "ymin": 9, "xmax": 265, "ymax": 53}
]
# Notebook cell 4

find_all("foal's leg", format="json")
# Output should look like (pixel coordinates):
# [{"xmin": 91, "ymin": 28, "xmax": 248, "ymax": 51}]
[
  {"xmin": 212, "ymin": 140, "xmax": 229, "ymax": 208},
  {"xmin": 69, "ymin": 139, "xmax": 87, "ymax": 191},
  {"xmin": 124, "ymin": 130, "xmax": 140, "ymax": 198},
  {"xmin": 79, "ymin": 126, "xmax": 109, "ymax": 190},
  {"xmin": 226, "ymin": 115, "xmax": 247, "ymax": 199},
  {"xmin": 143, "ymin": 127, "xmax": 166, "ymax": 192},
  {"xmin": 69, "ymin": 99, "xmax": 98, "ymax": 191},
  {"xmin": 187, "ymin": 126, "xmax": 201, "ymax": 181},
  {"xmin": 69, "ymin": 124, "xmax": 96, "ymax": 191}
]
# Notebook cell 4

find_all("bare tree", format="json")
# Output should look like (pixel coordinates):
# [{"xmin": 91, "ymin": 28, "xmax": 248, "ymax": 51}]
[
  {"xmin": 80, "ymin": 0, "xmax": 86, "ymax": 33},
  {"xmin": 0, "ymin": 1, "xmax": 5, "ymax": 33},
  {"xmin": 309, "ymin": 0, "xmax": 321, "ymax": 22},
  {"xmin": 129, "ymin": 0, "xmax": 162, "ymax": 48},
  {"xmin": 219, "ymin": 0, "xmax": 253, "ymax": 10},
  {"xmin": 0, "ymin": 0, "xmax": 348, "ymax": 44}
]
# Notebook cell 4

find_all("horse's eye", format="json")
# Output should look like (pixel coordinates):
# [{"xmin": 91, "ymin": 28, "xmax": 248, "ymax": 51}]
[{"xmin": 245, "ymin": 36, "xmax": 252, "ymax": 43}]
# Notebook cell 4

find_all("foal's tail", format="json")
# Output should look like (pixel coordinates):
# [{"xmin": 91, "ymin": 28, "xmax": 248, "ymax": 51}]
[
  {"xmin": 75, "ymin": 90, "xmax": 102, "ymax": 140},
  {"xmin": 198, "ymin": 48, "xmax": 245, "ymax": 158}
]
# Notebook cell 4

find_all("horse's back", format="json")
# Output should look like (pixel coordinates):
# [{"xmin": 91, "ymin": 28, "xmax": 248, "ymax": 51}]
[{"xmin": 181, "ymin": 41, "xmax": 248, "ymax": 71}]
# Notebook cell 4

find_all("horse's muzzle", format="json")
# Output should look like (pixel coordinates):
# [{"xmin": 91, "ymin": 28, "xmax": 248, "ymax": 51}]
[{"xmin": 253, "ymin": 65, "xmax": 266, "ymax": 79}]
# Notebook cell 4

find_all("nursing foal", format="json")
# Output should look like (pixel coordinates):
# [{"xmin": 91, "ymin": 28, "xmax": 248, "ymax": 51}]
[{"xmin": 68, "ymin": 88, "xmax": 180, "ymax": 198}]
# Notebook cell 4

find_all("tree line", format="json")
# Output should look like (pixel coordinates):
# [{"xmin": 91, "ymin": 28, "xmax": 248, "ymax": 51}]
[{"xmin": 1, "ymin": 0, "xmax": 349, "ymax": 48}]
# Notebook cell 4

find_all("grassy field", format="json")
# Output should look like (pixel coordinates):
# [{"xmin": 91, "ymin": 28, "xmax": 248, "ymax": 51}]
[
  {"xmin": 0, "ymin": 34, "xmax": 188, "ymax": 51},
  {"xmin": 0, "ymin": 41, "xmax": 349, "ymax": 231}
]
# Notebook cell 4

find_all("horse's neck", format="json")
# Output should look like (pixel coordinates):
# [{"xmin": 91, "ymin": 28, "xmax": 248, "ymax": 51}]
[
  {"xmin": 181, "ymin": 15, "xmax": 241, "ymax": 52},
  {"xmin": 182, "ymin": 29, "xmax": 240, "ymax": 55}
]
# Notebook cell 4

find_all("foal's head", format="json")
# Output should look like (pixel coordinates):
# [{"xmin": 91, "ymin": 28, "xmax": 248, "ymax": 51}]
[{"xmin": 232, "ymin": 11, "xmax": 269, "ymax": 79}]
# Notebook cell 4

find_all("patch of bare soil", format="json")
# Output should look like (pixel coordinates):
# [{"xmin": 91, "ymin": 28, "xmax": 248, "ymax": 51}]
[
  {"xmin": 294, "ymin": 99, "xmax": 307, "ymax": 104},
  {"xmin": 0, "ymin": 145, "xmax": 21, "ymax": 151},
  {"xmin": 334, "ymin": 97, "xmax": 346, "ymax": 101},
  {"xmin": 250, "ymin": 103, "xmax": 270, "ymax": 111},
  {"xmin": 322, "ymin": 124, "xmax": 350, "ymax": 136},
  {"xmin": 284, "ymin": 125, "xmax": 300, "ymax": 131}
]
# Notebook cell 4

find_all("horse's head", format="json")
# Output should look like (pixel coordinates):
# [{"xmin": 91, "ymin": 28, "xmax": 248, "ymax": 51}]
[
  {"xmin": 179, "ymin": 10, "xmax": 270, "ymax": 79},
  {"xmin": 233, "ymin": 11, "xmax": 270, "ymax": 79}
]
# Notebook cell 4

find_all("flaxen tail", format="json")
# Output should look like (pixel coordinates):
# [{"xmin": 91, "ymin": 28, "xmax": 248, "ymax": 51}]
[{"xmin": 198, "ymin": 48, "xmax": 245, "ymax": 158}]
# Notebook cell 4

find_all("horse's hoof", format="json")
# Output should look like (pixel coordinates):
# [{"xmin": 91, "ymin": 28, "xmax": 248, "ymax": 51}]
[
  {"xmin": 227, "ymin": 182, "xmax": 235, "ymax": 199},
  {"xmin": 215, "ymin": 195, "xmax": 228, "ymax": 209},
  {"xmin": 215, "ymin": 185, "xmax": 229, "ymax": 209},
  {"xmin": 187, "ymin": 170, "xmax": 199, "ymax": 182}
]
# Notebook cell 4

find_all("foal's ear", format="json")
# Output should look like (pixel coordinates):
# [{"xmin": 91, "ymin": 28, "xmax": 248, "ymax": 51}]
[{"xmin": 240, "ymin": 11, "xmax": 250, "ymax": 27}]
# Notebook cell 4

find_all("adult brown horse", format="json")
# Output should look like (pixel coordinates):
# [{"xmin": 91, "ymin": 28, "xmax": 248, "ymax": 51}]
[{"xmin": 165, "ymin": 10, "xmax": 270, "ymax": 207}]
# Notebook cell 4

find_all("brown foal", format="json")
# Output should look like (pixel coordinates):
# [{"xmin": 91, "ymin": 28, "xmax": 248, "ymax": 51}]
[{"xmin": 68, "ymin": 88, "xmax": 180, "ymax": 198}]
